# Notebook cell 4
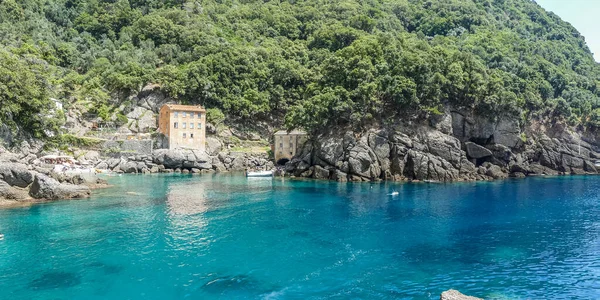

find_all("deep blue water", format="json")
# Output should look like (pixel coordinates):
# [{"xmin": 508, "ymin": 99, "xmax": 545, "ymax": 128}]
[{"xmin": 0, "ymin": 174, "xmax": 599, "ymax": 299}]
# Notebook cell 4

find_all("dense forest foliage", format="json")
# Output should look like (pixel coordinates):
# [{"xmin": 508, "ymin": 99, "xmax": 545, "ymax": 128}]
[{"xmin": 1, "ymin": 0, "xmax": 600, "ymax": 136}]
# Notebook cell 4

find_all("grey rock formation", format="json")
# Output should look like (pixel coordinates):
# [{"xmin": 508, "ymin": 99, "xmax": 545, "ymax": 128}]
[
  {"xmin": 206, "ymin": 123, "xmax": 217, "ymax": 135},
  {"xmin": 484, "ymin": 164, "xmax": 507, "ymax": 179},
  {"xmin": 125, "ymin": 106, "xmax": 156, "ymax": 133},
  {"xmin": 229, "ymin": 156, "xmax": 246, "ymax": 171},
  {"xmin": 0, "ymin": 124, "xmax": 13, "ymax": 146},
  {"xmin": 348, "ymin": 138, "xmax": 380, "ymax": 179},
  {"xmin": 287, "ymin": 124, "xmax": 477, "ymax": 182},
  {"xmin": 153, "ymin": 149, "xmax": 212, "ymax": 169},
  {"xmin": 451, "ymin": 111, "xmax": 521, "ymax": 148},
  {"xmin": 119, "ymin": 161, "xmax": 139, "ymax": 173},
  {"xmin": 440, "ymin": 289, "xmax": 482, "ymax": 300},
  {"xmin": 464, "ymin": 142, "xmax": 492, "ymax": 159},
  {"xmin": 284, "ymin": 106, "xmax": 600, "ymax": 182},
  {"xmin": 206, "ymin": 137, "xmax": 223, "ymax": 156},
  {"xmin": 332, "ymin": 170, "xmax": 348, "ymax": 182},
  {"xmin": 29, "ymin": 174, "xmax": 91, "ymax": 200},
  {"xmin": 0, "ymin": 180, "xmax": 30, "ymax": 201},
  {"xmin": 0, "ymin": 163, "xmax": 34, "ymax": 188},
  {"xmin": 137, "ymin": 85, "xmax": 170, "ymax": 113},
  {"xmin": 313, "ymin": 165, "xmax": 330, "ymax": 180},
  {"xmin": 95, "ymin": 162, "xmax": 109, "ymax": 170}
]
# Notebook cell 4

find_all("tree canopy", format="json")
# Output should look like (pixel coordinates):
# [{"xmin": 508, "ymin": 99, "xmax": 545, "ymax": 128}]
[{"xmin": 1, "ymin": 0, "xmax": 599, "ymax": 135}]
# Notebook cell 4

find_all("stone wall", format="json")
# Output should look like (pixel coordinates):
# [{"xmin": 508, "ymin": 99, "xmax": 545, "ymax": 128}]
[{"xmin": 103, "ymin": 140, "xmax": 154, "ymax": 156}]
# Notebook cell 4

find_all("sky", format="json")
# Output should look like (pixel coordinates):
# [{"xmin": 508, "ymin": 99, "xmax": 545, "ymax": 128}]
[{"xmin": 535, "ymin": 0, "xmax": 600, "ymax": 62}]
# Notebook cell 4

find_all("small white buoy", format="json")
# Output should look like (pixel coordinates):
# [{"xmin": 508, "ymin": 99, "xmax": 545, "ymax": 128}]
[
  {"xmin": 0, "ymin": 234, "xmax": 4, "ymax": 240},
  {"xmin": 389, "ymin": 191, "xmax": 399, "ymax": 196}
]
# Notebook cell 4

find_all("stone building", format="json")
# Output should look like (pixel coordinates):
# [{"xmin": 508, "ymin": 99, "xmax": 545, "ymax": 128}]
[
  {"xmin": 158, "ymin": 104, "xmax": 206, "ymax": 150},
  {"xmin": 273, "ymin": 130, "xmax": 307, "ymax": 165}
]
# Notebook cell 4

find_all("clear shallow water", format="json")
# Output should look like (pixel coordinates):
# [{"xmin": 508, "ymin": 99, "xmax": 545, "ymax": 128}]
[{"xmin": 0, "ymin": 174, "xmax": 600, "ymax": 299}]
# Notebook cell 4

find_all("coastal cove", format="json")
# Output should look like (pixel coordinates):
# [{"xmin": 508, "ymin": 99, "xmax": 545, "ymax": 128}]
[{"xmin": 1, "ymin": 174, "xmax": 599, "ymax": 299}]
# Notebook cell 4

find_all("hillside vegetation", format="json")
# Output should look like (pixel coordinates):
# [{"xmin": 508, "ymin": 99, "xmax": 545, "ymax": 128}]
[{"xmin": 1, "ymin": 0, "xmax": 600, "ymax": 138}]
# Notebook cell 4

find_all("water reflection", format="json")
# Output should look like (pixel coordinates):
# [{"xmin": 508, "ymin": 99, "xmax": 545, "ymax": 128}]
[
  {"xmin": 166, "ymin": 181, "xmax": 209, "ymax": 216},
  {"xmin": 3, "ymin": 174, "xmax": 600, "ymax": 299}
]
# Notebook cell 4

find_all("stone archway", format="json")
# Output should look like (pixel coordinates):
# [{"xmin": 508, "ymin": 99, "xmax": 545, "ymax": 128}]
[{"xmin": 276, "ymin": 158, "xmax": 290, "ymax": 166}]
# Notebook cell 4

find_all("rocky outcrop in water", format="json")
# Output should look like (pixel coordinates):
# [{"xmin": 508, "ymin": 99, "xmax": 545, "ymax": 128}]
[
  {"xmin": 440, "ymin": 289, "xmax": 482, "ymax": 300},
  {"xmin": 0, "ymin": 143, "xmax": 106, "ymax": 207},
  {"xmin": 0, "ymin": 163, "xmax": 34, "ymax": 188},
  {"xmin": 0, "ymin": 180, "xmax": 30, "ymax": 201},
  {"xmin": 29, "ymin": 174, "xmax": 91, "ymax": 200},
  {"xmin": 287, "ymin": 125, "xmax": 478, "ymax": 182},
  {"xmin": 285, "ymin": 109, "xmax": 600, "ymax": 182}
]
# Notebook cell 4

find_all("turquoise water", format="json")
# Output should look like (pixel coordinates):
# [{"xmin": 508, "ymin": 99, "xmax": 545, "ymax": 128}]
[{"xmin": 1, "ymin": 174, "xmax": 600, "ymax": 299}]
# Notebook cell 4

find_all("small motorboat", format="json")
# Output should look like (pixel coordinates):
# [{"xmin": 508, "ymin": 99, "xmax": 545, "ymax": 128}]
[
  {"xmin": 246, "ymin": 170, "xmax": 273, "ymax": 178},
  {"xmin": 0, "ymin": 233, "xmax": 4, "ymax": 240},
  {"xmin": 388, "ymin": 191, "xmax": 399, "ymax": 196},
  {"xmin": 595, "ymin": 160, "xmax": 600, "ymax": 167}
]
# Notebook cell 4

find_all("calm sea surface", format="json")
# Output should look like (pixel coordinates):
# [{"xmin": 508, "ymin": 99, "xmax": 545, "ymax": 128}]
[{"xmin": 0, "ymin": 174, "xmax": 599, "ymax": 299}]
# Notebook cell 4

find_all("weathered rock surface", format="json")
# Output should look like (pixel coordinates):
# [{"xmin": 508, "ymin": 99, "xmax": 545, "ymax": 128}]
[
  {"xmin": 0, "ymin": 163, "xmax": 34, "ymax": 188},
  {"xmin": 285, "ymin": 110, "xmax": 600, "ymax": 181},
  {"xmin": 91, "ymin": 146, "xmax": 272, "ymax": 175},
  {"xmin": 464, "ymin": 142, "xmax": 492, "ymax": 159},
  {"xmin": 287, "ymin": 125, "xmax": 477, "ymax": 182},
  {"xmin": 440, "ymin": 289, "xmax": 482, "ymax": 300},
  {"xmin": 0, "ymin": 180, "xmax": 31, "ymax": 201},
  {"xmin": 136, "ymin": 84, "xmax": 170, "ymax": 113},
  {"xmin": 153, "ymin": 149, "xmax": 211, "ymax": 169},
  {"xmin": 29, "ymin": 174, "xmax": 91, "ymax": 200},
  {"xmin": 206, "ymin": 137, "xmax": 223, "ymax": 156}
]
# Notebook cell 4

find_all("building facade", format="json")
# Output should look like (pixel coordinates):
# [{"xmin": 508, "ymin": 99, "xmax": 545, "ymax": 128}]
[
  {"xmin": 273, "ymin": 130, "xmax": 307, "ymax": 164},
  {"xmin": 158, "ymin": 104, "xmax": 206, "ymax": 150}
]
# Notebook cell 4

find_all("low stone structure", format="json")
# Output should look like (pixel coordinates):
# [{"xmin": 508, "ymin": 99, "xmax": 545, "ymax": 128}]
[
  {"xmin": 273, "ymin": 129, "xmax": 307, "ymax": 165},
  {"xmin": 103, "ymin": 139, "xmax": 154, "ymax": 156}
]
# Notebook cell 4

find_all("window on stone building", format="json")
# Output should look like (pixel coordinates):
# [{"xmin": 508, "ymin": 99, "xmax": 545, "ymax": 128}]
[
  {"xmin": 174, "ymin": 122, "xmax": 178, "ymax": 128},
  {"xmin": 198, "ymin": 123, "xmax": 202, "ymax": 129},
  {"xmin": 183, "ymin": 123, "xmax": 186, "ymax": 129},
  {"xmin": 183, "ymin": 112, "xmax": 187, "ymax": 118},
  {"xmin": 183, "ymin": 133, "xmax": 186, "ymax": 138},
  {"xmin": 190, "ymin": 133, "xmax": 194, "ymax": 138},
  {"xmin": 190, "ymin": 123, "xmax": 194, "ymax": 129}
]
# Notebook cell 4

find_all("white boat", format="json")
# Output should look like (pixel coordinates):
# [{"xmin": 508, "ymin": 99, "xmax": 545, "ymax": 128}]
[
  {"xmin": 246, "ymin": 170, "xmax": 273, "ymax": 177},
  {"xmin": 595, "ymin": 160, "xmax": 600, "ymax": 167}
]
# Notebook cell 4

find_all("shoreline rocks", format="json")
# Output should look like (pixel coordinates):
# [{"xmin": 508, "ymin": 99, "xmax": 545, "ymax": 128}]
[
  {"xmin": 93, "ymin": 149, "xmax": 273, "ymax": 175},
  {"xmin": 3, "ymin": 108, "xmax": 600, "ymax": 207},
  {"xmin": 0, "ymin": 144, "xmax": 108, "ymax": 208},
  {"xmin": 29, "ymin": 174, "xmax": 91, "ymax": 200},
  {"xmin": 286, "ymin": 114, "xmax": 600, "ymax": 182}
]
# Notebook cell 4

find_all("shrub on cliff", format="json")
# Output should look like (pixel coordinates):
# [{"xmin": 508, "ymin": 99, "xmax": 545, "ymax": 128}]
[{"xmin": 0, "ymin": 0, "xmax": 599, "ymax": 135}]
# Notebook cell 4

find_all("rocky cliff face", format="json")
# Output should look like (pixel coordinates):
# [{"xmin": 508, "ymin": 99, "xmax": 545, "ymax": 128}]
[
  {"xmin": 0, "ymin": 143, "xmax": 103, "ymax": 207},
  {"xmin": 286, "ymin": 110, "xmax": 600, "ymax": 182}
]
